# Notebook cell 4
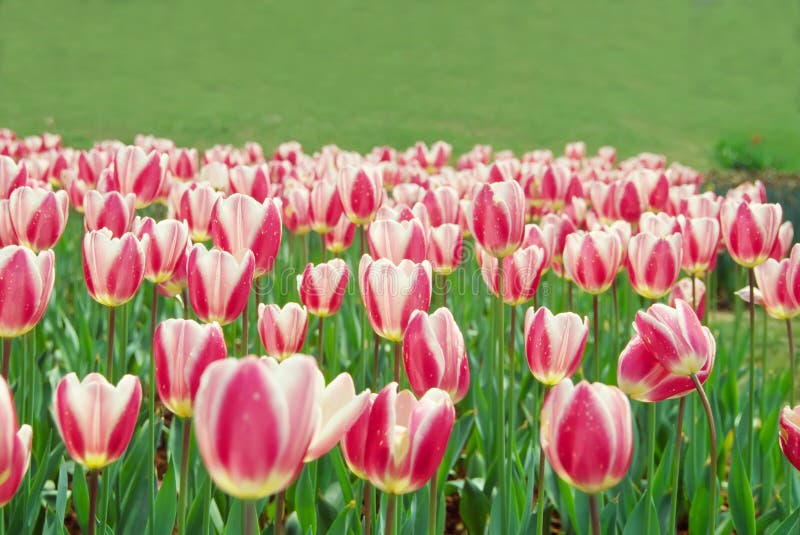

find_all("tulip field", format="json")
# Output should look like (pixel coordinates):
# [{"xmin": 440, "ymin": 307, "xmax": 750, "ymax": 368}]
[{"xmin": 0, "ymin": 130, "xmax": 799, "ymax": 535}]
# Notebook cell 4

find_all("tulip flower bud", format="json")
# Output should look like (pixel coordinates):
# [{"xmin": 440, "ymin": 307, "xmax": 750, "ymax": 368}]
[
  {"xmin": 780, "ymin": 405, "xmax": 800, "ymax": 471},
  {"xmin": 426, "ymin": 224, "xmax": 463, "ymax": 275},
  {"xmin": 177, "ymin": 184, "xmax": 222, "ymax": 243},
  {"xmin": 359, "ymin": 255, "xmax": 432, "ymax": 342},
  {"xmin": 187, "ymin": 244, "xmax": 254, "ymax": 326},
  {"xmin": 720, "ymin": 200, "xmax": 782, "ymax": 268},
  {"xmin": 193, "ymin": 356, "xmax": 320, "ymax": 499},
  {"xmin": 54, "ymin": 373, "xmax": 142, "ymax": 471},
  {"xmin": 540, "ymin": 379, "xmax": 633, "ymax": 493},
  {"xmin": 324, "ymin": 215, "xmax": 356, "ymax": 254},
  {"xmin": 480, "ymin": 245, "xmax": 546, "ymax": 306},
  {"xmin": 639, "ymin": 212, "xmax": 680, "ymax": 238},
  {"xmin": 466, "ymin": 181, "xmax": 525, "ymax": 258},
  {"xmin": 403, "ymin": 308, "xmax": 470, "ymax": 403},
  {"xmin": 669, "ymin": 278, "xmax": 706, "ymax": 320},
  {"xmin": 337, "ymin": 165, "xmax": 384, "ymax": 225},
  {"xmin": 298, "ymin": 259, "xmax": 350, "ymax": 318},
  {"xmin": 678, "ymin": 216, "xmax": 720, "ymax": 277},
  {"xmin": 0, "ymin": 376, "xmax": 32, "ymax": 506},
  {"xmin": 748, "ymin": 258, "xmax": 800, "ymax": 320},
  {"xmin": 563, "ymin": 230, "xmax": 624, "ymax": 294},
  {"xmin": 228, "ymin": 164, "xmax": 270, "ymax": 202},
  {"xmin": 168, "ymin": 147, "xmax": 198, "ymax": 181},
  {"xmin": 154, "ymin": 319, "xmax": 227, "ymax": 418},
  {"xmin": 626, "ymin": 232, "xmax": 683, "ymax": 299},
  {"xmin": 134, "ymin": 217, "xmax": 191, "ymax": 284},
  {"xmin": 257, "ymin": 303, "xmax": 308, "ymax": 360},
  {"xmin": 422, "ymin": 186, "xmax": 461, "ymax": 227},
  {"xmin": 83, "ymin": 230, "xmax": 148, "ymax": 307},
  {"xmin": 83, "ymin": 190, "xmax": 136, "ymax": 238},
  {"xmin": 0, "ymin": 246, "xmax": 55, "ymax": 338},
  {"xmin": 634, "ymin": 299, "xmax": 716, "ymax": 376},
  {"xmin": 368, "ymin": 218, "xmax": 428, "ymax": 264},
  {"xmin": 769, "ymin": 221, "xmax": 794, "ymax": 260},
  {"xmin": 524, "ymin": 307, "xmax": 588, "ymax": 385},
  {"xmin": 309, "ymin": 179, "xmax": 344, "ymax": 234},
  {"xmin": 211, "ymin": 194, "xmax": 282, "ymax": 277},
  {"xmin": 0, "ymin": 156, "xmax": 26, "ymax": 199},
  {"xmin": 8, "ymin": 186, "xmax": 69, "ymax": 251},
  {"xmin": 108, "ymin": 146, "xmax": 168, "ymax": 208},
  {"xmin": 281, "ymin": 184, "xmax": 311, "ymax": 236}
]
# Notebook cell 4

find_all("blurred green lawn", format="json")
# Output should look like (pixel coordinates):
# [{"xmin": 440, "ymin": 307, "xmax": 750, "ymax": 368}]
[{"xmin": 1, "ymin": 0, "xmax": 798, "ymax": 169}]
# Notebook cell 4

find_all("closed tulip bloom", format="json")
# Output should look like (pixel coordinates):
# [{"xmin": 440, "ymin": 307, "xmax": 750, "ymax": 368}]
[
  {"xmin": 110, "ymin": 146, "xmax": 167, "ymax": 208},
  {"xmin": 257, "ymin": 302, "xmax": 308, "ymax": 360},
  {"xmin": 281, "ymin": 184, "xmax": 311, "ymax": 235},
  {"xmin": 134, "ymin": 217, "xmax": 190, "ymax": 284},
  {"xmin": 187, "ymin": 244, "xmax": 254, "ymax": 325},
  {"xmin": 635, "ymin": 299, "xmax": 715, "ymax": 376},
  {"xmin": 83, "ymin": 190, "xmax": 136, "ymax": 238},
  {"xmin": 626, "ymin": 232, "xmax": 683, "ymax": 299},
  {"xmin": 679, "ymin": 216, "xmax": 720, "ymax": 277},
  {"xmin": 168, "ymin": 147, "xmax": 198, "ymax": 181},
  {"xmin": 324, "ymin": 215, "xmax": 356, "ymax": 254},
  {"xmin": 466, "ymin": 181, "xmax": 525, "ymax": 258},
  {"xmin": 359, "ymin": 255, "xmax": 432, "ymax": 342},
  {"xmin": 422, "ymin": 186, "xmax": 461, "ymax": 227},
  {"xmin": 720, "ymin": 200, "xmax": 782, "ymax": 268},
  {"xmin": 54, "ymin": 373, "xmax": 142, "ymax": 470},
  {"xmin": 0, "ymin": 246, "xmax": 55, "ymax": 338},
  {"xmin": 154, "ymin": 319, "xmax": 227, "ymax": 418},
  {"xmin": 769, "ymin": 221, "xmax": 794, "ymax": 260},
  {"xmin": 156, "ymin": 246, "xmax": 189, "ymax": 298},
  {"xmin": 228, "ymin": 164, "xmax": 270, "ymax": 202},
  {"xmin": 0, "ymin": 156, "xmax": 26, "ymax": 199},
  {"xmin": 0, "ymin": 378, "xmax": 32, "ymax": 506},
  {"xmin": 565, "ymin": 141, "xmax": 586, "ymax": 160},
  {"xmin": 342, "ymin": 383, "xmax": 454, "ymax": 494},
  {"xmin": 414, "ymin": 141, "xmax": 452, "ymax": 170},
  {"xmin": 480, "ymin": 245, "xmax": 546, "ymax": 306},
  {"xmin": 337, "ymin": 165, "xmax": 384, "ymax": 225},
  {"xmin": 523, "ymin": 223, "xmax": 557, "ymax": 274},
  {"xmin": 780, "ymin": 405, "xmax": 800, "ymax": 471},
  {"xmin": 639, "ymin": 212, "xmax": 680, "ymax": 238},
  {"xmin": 211, "ymin": 194, "xmax": 282, "ymax": 277},
  {"xmin": 681, "ymin": 192, "xmax": 722, "ymax": 220},
  {"xmin": 426, "ymin": 224, "xmax": 463, "ymax": 275},
  {"xmin": 8, "ymin": 186, "xmax": 69, "ymax": 251},
  {"xmin": 193, "ymin": 356, "xmax": 320, "ymax": 499},
  {"xmin": 563, "ymin": 230, "xmax": 623, "ymax": 294},
  {"xmin": 669, "ymin": 278, "xmax": 706, "ymax": 320},
  {"xmin": 540, "ymin": 379, "xmax": 633, "ymax": 494},
  {"xmin": 368, "ymin": 218, "xmax": 427, "ymax": 264},
  {"xmin": 0, "ymin": 202, "xmax": 15, "ymax": 247},
  {"xmin": 752, "ymin": 258, "xmax": 800, "ymax": 319},
  {"xmin": 304, "ymin": 370, "xmax": 370, "ymax": 462},
  {"xmin": 403, "ymin": 308, "xmax": 470, "ymax": 403},
  {"xmin": 618, "ymin": 333, "xmax": 714, "ymax": 402},
  {"xmin": 178, "ymin": 184, "xmax": 222, "ymax": 242},
  {"xmin": 298, "ymin": 259, "xmax": 350, "ymax": 317},
  {"xmin": 83, "ymin": 230, "xmax": 148, "ymax": 307},
  {"xmin": 524, "ymin": 307, "xmax": 588, "ymax": 385},
  {"xmin": 309, "ymin": 179, "xmax": 344, "ymax": 234}
]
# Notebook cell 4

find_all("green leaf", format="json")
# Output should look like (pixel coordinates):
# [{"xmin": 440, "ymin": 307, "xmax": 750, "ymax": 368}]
[
  {"xmin": 296, "ymin": 465, "xmax": 317, "ymax": 534},
  {"xmin": 688, "ymin": 484, "xmax": 709, "ymax": 535},
  {"xmin": 460, "ymin": 478, "xmax": 490, "ymax": 535},
  {"xmin": 622, "ymin": 492, "xmax": 660, "ymax": 535},
  {"xmin": 729, "ymin": 447, "xmax": 756, "ymax": 535},
  {"xmin": 324, "ymin": 503, "xmax": 353, "ymax": 535},
  {"xmin": 148, "ymin": 459, "xmax": 177, "ymax": 535},
  {"xmin": 56, "ymin": 460, "xmax": 69, "ymax": 532},
  {"xmin": 73, "ymin": 463, "xmax": 90, "ymax": 533},
  {"xmin": 438, "ymin": 412, "xmax": 474, "ymax": 487},
  {"xmin": 765, "ymin": 506, "xmax": 800, "ymax": 535}
]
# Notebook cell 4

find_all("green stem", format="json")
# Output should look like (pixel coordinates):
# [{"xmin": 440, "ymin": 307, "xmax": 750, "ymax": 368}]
[
  {"xmin": 788, "ymin": 319, "xmax": 795, "ymax": 406},
  {"xmin": 107, "ymin": 306, "xmax": 116, "ymax": 380},
  {"xmin": 589, "ymin": 494, "xmax": 601, "ymax": 535},
  {"xmin": 178, "ymin": 419, "xmax": 192, "ymax": 535},
  {"xmin": 363, "ymin": 482, "xmax": 373, "ymax": 535},
  {"xmin": 568, "ymin": 280, "xmax": 574, "ymax": 311},
  {"xmin": 372, "ymin": 334, "xmax": 380, "ymax": 390},
  {"xmin": 592, "ymin": 294, "xmax": 600, "ymax": 382},
  {"xmin": 668, "ymin": 397, "xmax": 686, "ymax": 534},
  {"xmin": 385, "ymin": 493, "xmax": 397, "ymax": 535},
  {"xmin": 1, "ymin": 339, "xmax": 9, "ymax": 383},
  {"xmin": 241, "ymin": 291, "xmax": 249, "ymax": 356},
  {"xmin": 509, "ymin": 305, "xmax": 517, "ymax": 468},
  {"xmin": 149, "ymin": 289, "xmax": 158, "ymax": 535},
  {"xmin": 645, "ymin": 402, "xmax": 656, "ymax": 532},
  {"xmin": 394, "ymin": 340, "xmax": 401, "ymax": 385},
  {"xmin": 747, "ymin": 267, "xmax": 755, "ymax": 474},
  {"xmin": 691, "ymin": 373, "xmax": 717, "ymax": 535},
  {"xmin": 88, "ymin": 470, "xmax": 99, "ymax": 535},
  {"xmin": 429, "ymin": 475, "xmax": 438, "ymax": 535},
  {"xmin": 318, "ymin": 315, "xmax": 325, "ymax": 370},
  {"xmin": 181, "ymin": 288, "xmax": 190, "ymax": 319},
  {"xmin": 496, "ymin": 261, "xmax": 507, "ymax": 534},
  {"xmin": 202, "ymin": 475, "xmax": 211, "ymax": 535},
  {"xmin": 536, "ymin": 384, "xmax": 551, "ymax": 535},
  {"xmin": 612, "ymin": 278, "xmax": 619, "ymax": 357},
  {"xmin": 244, "ymin": 500, "xmax": 257, "ymax": 535},
  {"xmin": 275, "ymin": 489, "xmax": 285, "ymax": 535}
]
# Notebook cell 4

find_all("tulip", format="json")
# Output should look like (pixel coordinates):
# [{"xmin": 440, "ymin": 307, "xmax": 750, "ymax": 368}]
[
  {"xmin": 304, "ymin": 370, "xmax": 370, "ymax": 462},
  {"xmin": 83, "ymin": 190, "xmax": 137, "ymax": 238},
  {"xmin": 563, "ymin": 230, "xmax": 624, "ymax": 295},
  {"xmin": 0, "ymin": 202, "xmax": 16, "ymax": 247},
  {"xmin": 422, "ymin": 186, "xmax": 461, "ymax": 227},
  {"xmin": 169, "ymin": 147, "xmax": 199, "ymax": 181},
  {"xmin": 0, "ymin": 246, "xmax": 55, "ymax": 342},
  {"xmin": 297, "ymin": 259, "xmax": 350, "ymax": 317},
  {"xmin": 524, "ymin": 307, "xmax": 588, "ymax": 386},
  {"xmin": 178, "ymin": 184, "xmax": 222, "ymax": 242},
  {"xmin": 193, "ymin": 356, "xmax": 320, "ymax": 499},
  {"xmin": 83, "ymin": 230, "xmax": 148, "ymax": 307},
  {"xmin": 211, "ymin": 194, "xmax": 282, "ymax": 277},
  {"xmin": 414, "ymin": 141, "xmax": 451, "ymax": 170},
  {"xmin": 669, "ymin": 277, "xmax": 706, "ymax": 320},
  {"xmin": 480, "ymin": 245, "xmax": 546, "ymax": 306},
  {"xmin": 309, "ymin": 179, "xmax": 344, "ymax": 234},
  {"xmin": 466, "ymin": 181, "xmax": 525, "ymax": 258},
  {"xmin": 0, "ymin": 156, "xmax": 26, "ymax": 200},
  {"xmin": 626, "ymin": 232, "xmax": 683, "ymax": 299},
  {"xmin": 281, "ymin": 184, "xmax": 311, "ymax": 235},
  {"xmin": 540, "ymin": 379, "xmax": 633, "ymax": 494},
  {"xmin": 108, "ymin": 145, "xmax": 168, "ymax": 208},
  {"xmin": 359, "ymin": 255, "xmax": 432, "ymax": 342},
  {"xmin": 341, "ymin": 382, "xmax": 455, "ymax": 494},
  {"xmin": 228, "ymin": 164, "xmax": 270, "ymax": 202},
  {"xmin": 187, "ymin": 244, "xmax": 254, "ymax": 326},
  {"xmin": 565, "ymin": 141, "xmax": 586, "ymax": 160},
  {"xmin": 324, "ymin": 215, "xmax": 356, "ymax": 254},
  {"xmin": 54, "ymin": 373, "xmax": 142, "ymax": 470},
  {"xmin": 678, "ymin": 216, "xmax": 720, "ymax": 277},
  {"xmin": 742, "ymin": 258, "xmax": 800, "ymax": 320},
  {"xmin": 153, "ymin": 319, "xmax": 227, "ymax": 418},
  {"xmin": 134, "ymin": 217, "xmax": 190, "ymax": 284},
  {"xmin": 522, "ymin": 223, "xmax": 556, "ymax": 274},
  {"xmin": 780, "ymin": 405, "xmax": 800, "ymax": 471},
  {"xmin": 337, "ymin": 165, "xmax": 384, "ymax": 225},
  {"xmin": 426, "ymin": 223, "xmax": 463, "ymax": 275},
  {"xmin": 720, "ymin": 200, "xmax": 782, "ymax": 269},
  {"xmin": 639, "ymin": 212, "xmax": 680, "ymax": 237},
  {"xmin": 257, "ymin": 302, "xmax": 308, "ymax": 360},
  {"xmin": 157, "ymin": 246, "xmax": 189, "ymax": 299},
  {"xmin": 368, "ymin": 218, "xmax": 427, "ymax": 264},
  {"xmin": 769, "ymin": 221, "xmax": 794, "ymax": 260},
  {"xmin": 0, "ymin": 377, "xmax": 32, "ymax": 506},
  {"xmin": 8, "ymin": 186, "xmax": 69, "ymax": 251},
  {"xmin": 403, "ymin": 308, "xmax": 470, "ymax": 403}
]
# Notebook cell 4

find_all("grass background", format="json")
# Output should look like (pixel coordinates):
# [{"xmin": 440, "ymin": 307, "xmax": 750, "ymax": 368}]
[{"xmin": 0, "ymin": 0, "xmax": 798, "ymax": 170}]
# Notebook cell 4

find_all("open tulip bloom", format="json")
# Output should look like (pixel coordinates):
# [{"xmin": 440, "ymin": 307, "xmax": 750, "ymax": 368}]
[{"xmin": 0, "ymin": 376, "xmax": 32, "ymax": 507}]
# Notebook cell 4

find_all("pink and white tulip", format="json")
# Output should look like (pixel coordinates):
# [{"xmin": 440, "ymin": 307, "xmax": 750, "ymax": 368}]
[
  {"xmin": 426, "ymin": 224, "xmax": 463, "ymax": 275},
  {"xmin": 8, "ymin": 186, "xmax": 69, "ymax": 251},
  {"xmin": 337, "ymin": 165, "xmax": 384, "ymax": 225},
  {"xmin": 720, "ymin": 200, "xmax": 782, "ymax": 268},
  {"xmin": 211, "ymin": 194, "xmax": 282, "ymax": 277},
  {"xmin": 83, "ymin": 230, "xmax": 148, "ymax": 307},
  {"xmin": 257, "ymin": 303, "xmax": 308, "ymax": 360},
  {"xmin": 679, "ymin": 216, "xmax": 720, "ymax": 277},
  {"xmin": 298, "ymin": 259, "xmax": 350, "ymax": 318},
  {"xmin": 563, "ymin": 230, "xmax": 624, "ymax": 294},
  {"xmin": 669, "ymin": 278, "xmax": 706, "ymax": 320},
  {"xmin": 177, "ymin": 184, "xmax": 222, "ymax": 243},
  {"xmin": 187, "ymin": 244, "xmax": 254, "ymax": 325},
  {"xmin": 466, "ymin": 181, "xmax": 525, "ymax": 258},
  {"xmin": 83, "ymin": 190, "xmax": 136, "ymax": 238},
  {"xmin": 0, "ymin": 246, "xmax": 55, "ymax": 338},
  {"xmin": 0, "ymin": 377, "xmax": 31, "ymax": 506},
  {"xmin": 368, "ymin": 218, "xmax": 428, "ymax": 264},
  {"xmin": 134, "ymin": 217, "xmax": 190, "ymax": 284},
  {"xmin": 309, "ymin": 179, "xmax": 344, "ymax": 234},
  {"xmin": 524, "ymin": 307, "xmax": 588, "ymax": 386},
  {"xmin": 107, "ymin": 146, "xmax": 167, "ymax": 208},
  {"xmin": 780, "ymin": 405, "xmax": 800, "ymax": 471},
  {"xmin": 480, "ymin": 245, "xmax": 547, "ymax": 306},
  {"xmin": 626, "ymin": 232, "xmax": 683, "ymax": 299}
]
